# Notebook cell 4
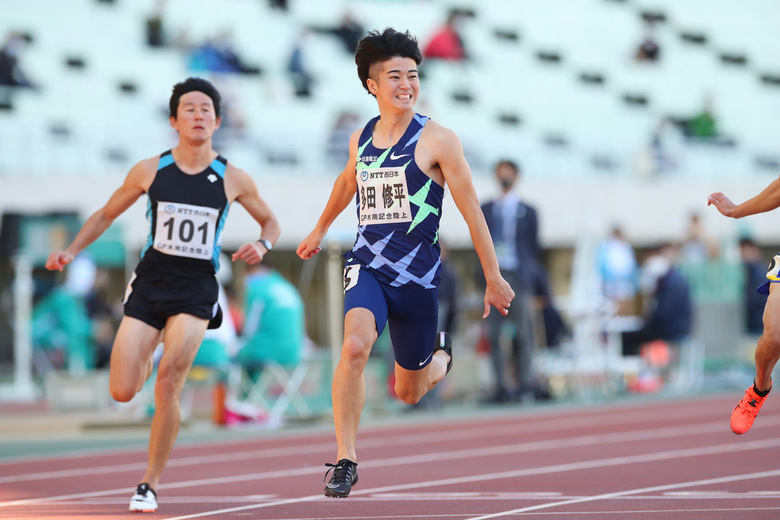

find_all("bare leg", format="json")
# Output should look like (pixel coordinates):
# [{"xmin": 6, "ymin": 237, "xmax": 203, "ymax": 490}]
[
  {"xmin": 109, "ymin": 317, "xmax": 162, "ymax": 403},
  {"xmin": 394, "ymin": 350, "xmax": 449, "ymax": 405},
  {"xmin": 755, "ymin": 284, "xmax": 780, "ymax": 391},
  {"xmin": 333, "ymin": 308, "xmax": 376, "ymax": 463},
  {"xmin": 140, "ymin": 314, "xmax": 208, "ymax": 490}
]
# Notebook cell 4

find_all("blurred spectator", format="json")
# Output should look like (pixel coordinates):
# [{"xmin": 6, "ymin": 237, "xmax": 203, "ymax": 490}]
[
  {"xmin": 326, "ymin": 110, "xmax": 360, "ymax": 165},
  {"xmin": 423, "ymin": 10, "xmax": 470, "ymax": 61},
  {"xmin": 532, "ymin": 263, "xmax": 569, "ymax": 348},
  {"xmin": 187, "ymin": 31, "xmax": 261, "ymax": 75},
  {"xmin": 86, "ymin": 268, "xmax": 123, "ymax": 369},
  {"xmin": 648, "ymin": 116, "xmax": 682, "ymax": 175},
  {"xmin": 310, "ymin": 11, "xmax": 365, "ymax": 54},
  {"xmin": 479, "ymin": 160, "xmax": 539, "ymax": 404},
  {"xmin": 621, "ymin": 243, "xmax": 693, "ymax": 356},
  {"xmin": 237, "ymin": 261, "xmax": 305, "ymax": 371},
  {"xmin": 211, "ymin": 79, "xmax": 248, "ymax": 147},
  {"xmin": 597, "ymin": 226, "xmax": 638, "ymax": 315},
  {"xmin": 687, "ymin": 95, "xmax": 719, "ymax": 139},
  {"xmin": 268, "ymin": 0, "xmax": 288, "ymax": 11},
  {"xmin": 145, "ymin": 0, "xmax": 167, "ymax": 48},
  {"xmin": 634, "ymin": 22, "xmax": 660, "ymax": 62},
  {"xmin": 673, "ymin": 95, "xmax": 735, "ymax": 146},
  {"xmin": 32, "ymin": 255, "xmax": 97, "ymax": 374},
  {"xmin": 288, "ymin": 30, "xmax": 314, "ymax": 98},
  {"xmin": 740, "ymin": 238, "xmax": 767, "ymax": 336},
  {"xmin": 0, "ymin": 32, "xmax": 37, "ymax": 89},
  {"xmin": 681, "ymin": 213, "xmax": 708, "ymax": 264}
]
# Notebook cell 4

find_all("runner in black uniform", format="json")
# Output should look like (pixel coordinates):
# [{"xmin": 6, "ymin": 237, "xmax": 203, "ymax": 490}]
[{"xmin": 46, "ymin": 77, "xmax": 280, "ymax": 513}]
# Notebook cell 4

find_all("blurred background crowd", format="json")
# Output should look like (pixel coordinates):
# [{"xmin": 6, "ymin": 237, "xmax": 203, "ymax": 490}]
[{"xmin": 1, "ymin": 0, "xmax": 779, "ymax": 424}]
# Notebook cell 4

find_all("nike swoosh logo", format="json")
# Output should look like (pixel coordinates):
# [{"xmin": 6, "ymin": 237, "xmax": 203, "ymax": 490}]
[
  {"xmin": 390, "ymin": 151, "xmax": 410, "ymax": 160},
  {"xmin": 419, "ymin": 351, "xmax": 434, "ymax": 366}
]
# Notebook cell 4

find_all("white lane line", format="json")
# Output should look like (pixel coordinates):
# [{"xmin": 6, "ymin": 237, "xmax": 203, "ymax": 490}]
[
  {"xmin": 5, "ymin": 409, "xmax": 779, "ymax": 488},
  {"xmin": 155, "ymin": 438, "xmax": 780, "ymax": 520},
  {"xmin": 0, "ymin": 395, "xmax": 731, "ymax": 467},
  {"xmin": 462, "ymin": 468, "xmax": 780, "ymax": 520},
  {"xmin": 3, "ymin": 418, "xmax": 780, "ymax": 509}
]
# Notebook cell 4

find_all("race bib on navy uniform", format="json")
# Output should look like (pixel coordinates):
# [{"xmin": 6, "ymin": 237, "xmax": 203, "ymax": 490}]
[
  {"xmin": 154, "ymin": 201, "xmax": 219, "ymax": 260},
  {"xmin": 356, "ymin": 167, "xmax": 412, "ymax": 225}
]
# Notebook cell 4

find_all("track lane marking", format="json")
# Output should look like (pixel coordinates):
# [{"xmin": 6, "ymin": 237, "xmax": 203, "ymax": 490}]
[
  {"xmin": 150, "ymin": 438, "xmax": 780, "ymax": 519},
  {"xmin": 5, "ymin": 411, "xmax": 780, "ymax": 487},
  {"xmin": 463, "ymin": 468, "xmax": 780, "ymax": 519}
]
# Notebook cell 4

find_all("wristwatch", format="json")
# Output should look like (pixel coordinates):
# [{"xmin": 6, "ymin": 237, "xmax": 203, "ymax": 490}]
[{"xmin": 257, "ymin": 238, "xmax": 273, "ymax": 252}]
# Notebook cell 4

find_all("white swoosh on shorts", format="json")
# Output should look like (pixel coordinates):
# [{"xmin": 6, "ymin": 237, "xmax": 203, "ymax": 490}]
[{"xmin": 418, "ymin": 351, "xmax": 434, "ymax": 366}]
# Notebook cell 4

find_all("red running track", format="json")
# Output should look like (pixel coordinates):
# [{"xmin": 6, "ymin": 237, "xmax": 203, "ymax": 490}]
[{"xmin": 2, "ymin": 393, "xmax": 780, "ymax": 519}]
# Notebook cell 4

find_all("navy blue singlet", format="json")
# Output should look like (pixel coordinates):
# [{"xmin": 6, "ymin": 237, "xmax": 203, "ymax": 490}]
[{"xmin": 348, "ymin": 113, "xmax": 444, "ymax": 289}]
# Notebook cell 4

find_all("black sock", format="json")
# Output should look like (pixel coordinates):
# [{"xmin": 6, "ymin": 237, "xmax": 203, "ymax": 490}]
[{"xmin": 753, "ymin": 382, "xmax": 771, "ymax": 397}]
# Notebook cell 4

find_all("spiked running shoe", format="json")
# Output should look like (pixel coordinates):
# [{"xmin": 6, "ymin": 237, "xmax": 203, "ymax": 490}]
[
  {"xmin": 129, "ymin": 483, "xmax": 157, "ymax": 513},
  {"xmin": 323, "ymin": 459, "xmax": 358, "ymax": 498},
  {"xmin": 731, "ymin": 384, "xmax": 770, "ymax": 435},
  {"xmin": 434, "ymin": 331, "xmax": 453, "ymax": 374}
]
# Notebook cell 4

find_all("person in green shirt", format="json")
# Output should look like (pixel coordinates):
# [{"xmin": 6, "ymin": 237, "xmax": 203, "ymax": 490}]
[{"xmin": 237, "ymin": 262, "xmax": 304, "ymax": 369}]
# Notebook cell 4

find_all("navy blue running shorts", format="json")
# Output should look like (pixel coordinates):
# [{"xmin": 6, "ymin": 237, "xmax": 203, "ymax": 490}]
[
  {"xmin": 123, "ymin": 270, "xmax": 221, "ymax": 330},
  {"xmin": 343, "ymin": 261, "xmax": 438, "ymax": 370}
]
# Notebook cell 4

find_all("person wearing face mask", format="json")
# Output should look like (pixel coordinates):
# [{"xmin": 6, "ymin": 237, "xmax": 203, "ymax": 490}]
[
  {"xmin": 479, "ymin": 159, "xmax": 541, "ymax": 404},
  {"xmin": 621, "ymin": 243, "xmax": 693, "ymax": 357}
]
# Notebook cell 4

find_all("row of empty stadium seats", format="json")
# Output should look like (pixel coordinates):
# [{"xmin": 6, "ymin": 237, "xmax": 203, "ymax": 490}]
[{"xmin": 1, "ymin": 0, "xmax": 779, "ymax": 179}]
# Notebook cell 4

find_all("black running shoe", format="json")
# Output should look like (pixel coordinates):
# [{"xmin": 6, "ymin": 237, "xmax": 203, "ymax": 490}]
[
  {"xmin": 323, "ymin": 458, "xmax": 358, "ymax": 498},
  {"xmin": 434, "ymin": 331, "xmax": 453, "ymax": 374}
]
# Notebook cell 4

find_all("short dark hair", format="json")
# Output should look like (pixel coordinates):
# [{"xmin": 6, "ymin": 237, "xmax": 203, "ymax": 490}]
[
  {"xmin": 496, "ymin": 159, "xmax": 521, "ymax": 175},
  {"xmin": 355, "ymin": 28, "xmax": 422, "ymax": 96},
  {"xmin": 169, "ymin": 77, "xmax": 222, "ymax": 118}
]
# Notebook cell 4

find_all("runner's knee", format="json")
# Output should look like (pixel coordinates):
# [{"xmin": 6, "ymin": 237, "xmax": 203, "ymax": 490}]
[
  {"xmin": 341, "ymin": 334, "xmax": 371, "ymax": 367},
  {"xmin": 110, "ymin": 381, "xmax": 138, "ymax": 403},
  {"xmin": 395, "ymin": 383, "xmax": 423, "ymax": 405},
  {"xmin": 762, "ymin": 322, "xmax": 780, "ymax": 350}
]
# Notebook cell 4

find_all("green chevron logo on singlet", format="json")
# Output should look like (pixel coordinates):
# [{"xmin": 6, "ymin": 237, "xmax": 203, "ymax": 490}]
[
  {"xmin": 357, "ymin": 138, "xmax": 439, "ymax": 239},
  {"xmin": 357, "ymin": 138, "xmax": 390, "ymax": 169},
  {"xmin": 407, "ymin": 177, "xmax": 439, "ymax": 237}
]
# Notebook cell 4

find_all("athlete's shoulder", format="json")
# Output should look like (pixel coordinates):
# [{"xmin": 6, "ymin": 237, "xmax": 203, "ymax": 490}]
[
  {"xmin": 138, "ymin": 154, "xmax": 163, "ymax": 172},
  {"xmin": 130, "ymin": 155, "xmax": 161, "ymax": 179},
  {"xmin": 421, "ymin": 118, "xmax": 457, "ymax": 140},
  {"xmin": 224, "ymin": 161, "xmax": 253, "ymax": 186},
  {"xmin": 223, "ymin": 160, "xmax": 260, "ymax": 201},
  {"xmin": 420, "ymin": 118, "xmax": 461, "ymax": 150}
]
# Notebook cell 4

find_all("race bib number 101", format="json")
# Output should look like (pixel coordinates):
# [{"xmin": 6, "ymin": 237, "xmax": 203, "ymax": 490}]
[
  {"xmin": 356, "ymin": 167, "xmax": 412, "ymax": 225},
  {"xmin": 154, "ymin": 201, "xmax": 218, "ymax": 260}
]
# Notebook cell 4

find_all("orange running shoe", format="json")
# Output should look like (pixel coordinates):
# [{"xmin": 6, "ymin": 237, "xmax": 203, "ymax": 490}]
[{"xmin": 730, "ymin": 385, "xmax": 769, "ymax": 435}]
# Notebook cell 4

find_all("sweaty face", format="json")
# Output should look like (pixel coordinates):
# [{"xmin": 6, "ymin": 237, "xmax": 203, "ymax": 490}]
[
  {"xmin": 170, "ymin": 91, "xmax": 221, "ymax": 139},
  {"xmin": 368, "ymin": 57, "xmax": 419, "ymax": 110}
]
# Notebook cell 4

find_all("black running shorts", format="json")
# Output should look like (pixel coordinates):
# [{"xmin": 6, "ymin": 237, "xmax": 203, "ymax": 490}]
[{"xmin": 124, "ymin": 269, "xmax": 221, "ymax": 330}]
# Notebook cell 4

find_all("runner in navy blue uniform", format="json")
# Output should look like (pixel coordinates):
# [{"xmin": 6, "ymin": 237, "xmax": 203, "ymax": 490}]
[
  {"xmin": 46, "ymin": 77, "xmax": 280, "ymax": 513},
  {"xmin": 297, "ymin": 28, "xmax": 515, "ymax": 498}
]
